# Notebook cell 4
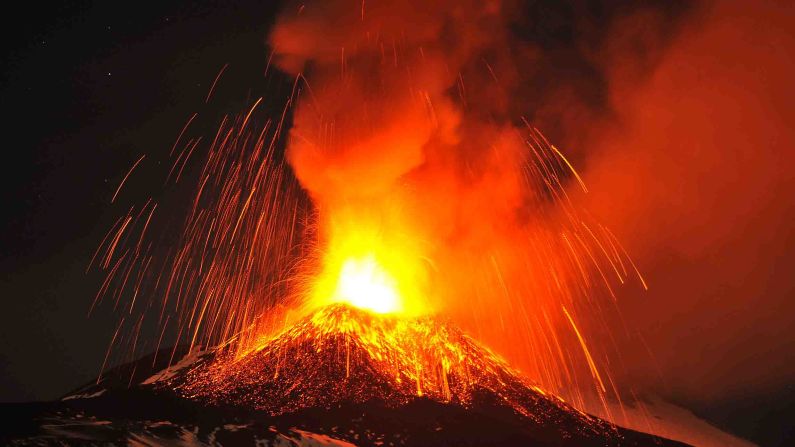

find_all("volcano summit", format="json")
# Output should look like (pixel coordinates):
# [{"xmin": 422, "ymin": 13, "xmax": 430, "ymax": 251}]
[{"xmin": 3, "ymin": 304, "xmax": 687, "ymax": 446}]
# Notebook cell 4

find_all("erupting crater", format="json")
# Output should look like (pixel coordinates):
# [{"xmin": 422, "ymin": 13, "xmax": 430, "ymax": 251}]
[{"xmin": 327, "ymin": 255, "xmax": 403, "ymax": 314}]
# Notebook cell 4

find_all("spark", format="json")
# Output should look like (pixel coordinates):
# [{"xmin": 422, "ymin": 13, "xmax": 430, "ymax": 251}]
[
  {"xmin": 111, "ymin": 154, "xmax": 145, "ymax": 203},
  {"xmin": 205, "ymin": 63, "xmax": 229, "ymax": 103}
]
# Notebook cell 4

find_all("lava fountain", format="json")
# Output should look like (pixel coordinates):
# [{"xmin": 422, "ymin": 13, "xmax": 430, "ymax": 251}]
[
  {"xmin": 91, "ymin": 0, "xmax": 649, "ymax": 422},
  {"xmin": 307, "ymin": 209, "xmax": 430, "ymax": 317}
]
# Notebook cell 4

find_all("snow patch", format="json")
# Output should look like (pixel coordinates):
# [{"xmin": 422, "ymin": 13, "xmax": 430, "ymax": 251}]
[
  {"xmin": 142, "ymin": 348, "xmax": 208, "ymax": 385},
  {"xmin": 61, "ymin": 389, "xmax": 106, "ymax": 401},
  {"xmin": 275, "ymin": 428, "xmax": 359, "ymax": 447},
  {"xmin": 580, "ymin": 393, "xmax": 757, "ymax": 447}
]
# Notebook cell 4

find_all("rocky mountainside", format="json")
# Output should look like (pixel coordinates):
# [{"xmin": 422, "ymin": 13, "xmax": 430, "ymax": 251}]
[{"xmin": 1, "ymin": 305, "xmax": 689, "ymax": 446}]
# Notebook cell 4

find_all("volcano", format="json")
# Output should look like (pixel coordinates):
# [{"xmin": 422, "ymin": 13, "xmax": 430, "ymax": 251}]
[{"xmin": 1, "ymin": 305, "xmax": 688, "ymax": 446}]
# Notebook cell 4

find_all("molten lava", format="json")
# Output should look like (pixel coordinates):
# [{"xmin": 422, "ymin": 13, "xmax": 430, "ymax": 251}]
[{"xmin": 170, "ymin": 303, "xmax": 594, "ymax": 428}]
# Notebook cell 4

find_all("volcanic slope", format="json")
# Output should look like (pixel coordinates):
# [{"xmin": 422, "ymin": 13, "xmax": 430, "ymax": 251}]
[
  {"xmin": 160, "ymin": 304, "xmax": 686, "ymax": 446},
  {"xmin": 2, "ymin": 305, "xmax": 690, "ymax": 446}
]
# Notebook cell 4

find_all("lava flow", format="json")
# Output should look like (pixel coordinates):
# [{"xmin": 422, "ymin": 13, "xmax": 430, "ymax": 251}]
[{"xmin": 168, "ymin": 303, "xmax": 614, "ymax": 436}]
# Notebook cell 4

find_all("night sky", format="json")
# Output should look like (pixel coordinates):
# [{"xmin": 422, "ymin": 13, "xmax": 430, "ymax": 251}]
[
  {"xmin": 0, "ymin": 1, "xmax": 285, "ymax": 400},
  {"xmin": 1, "ymin": 2, "xmax": 792, "ymax": 446}
]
